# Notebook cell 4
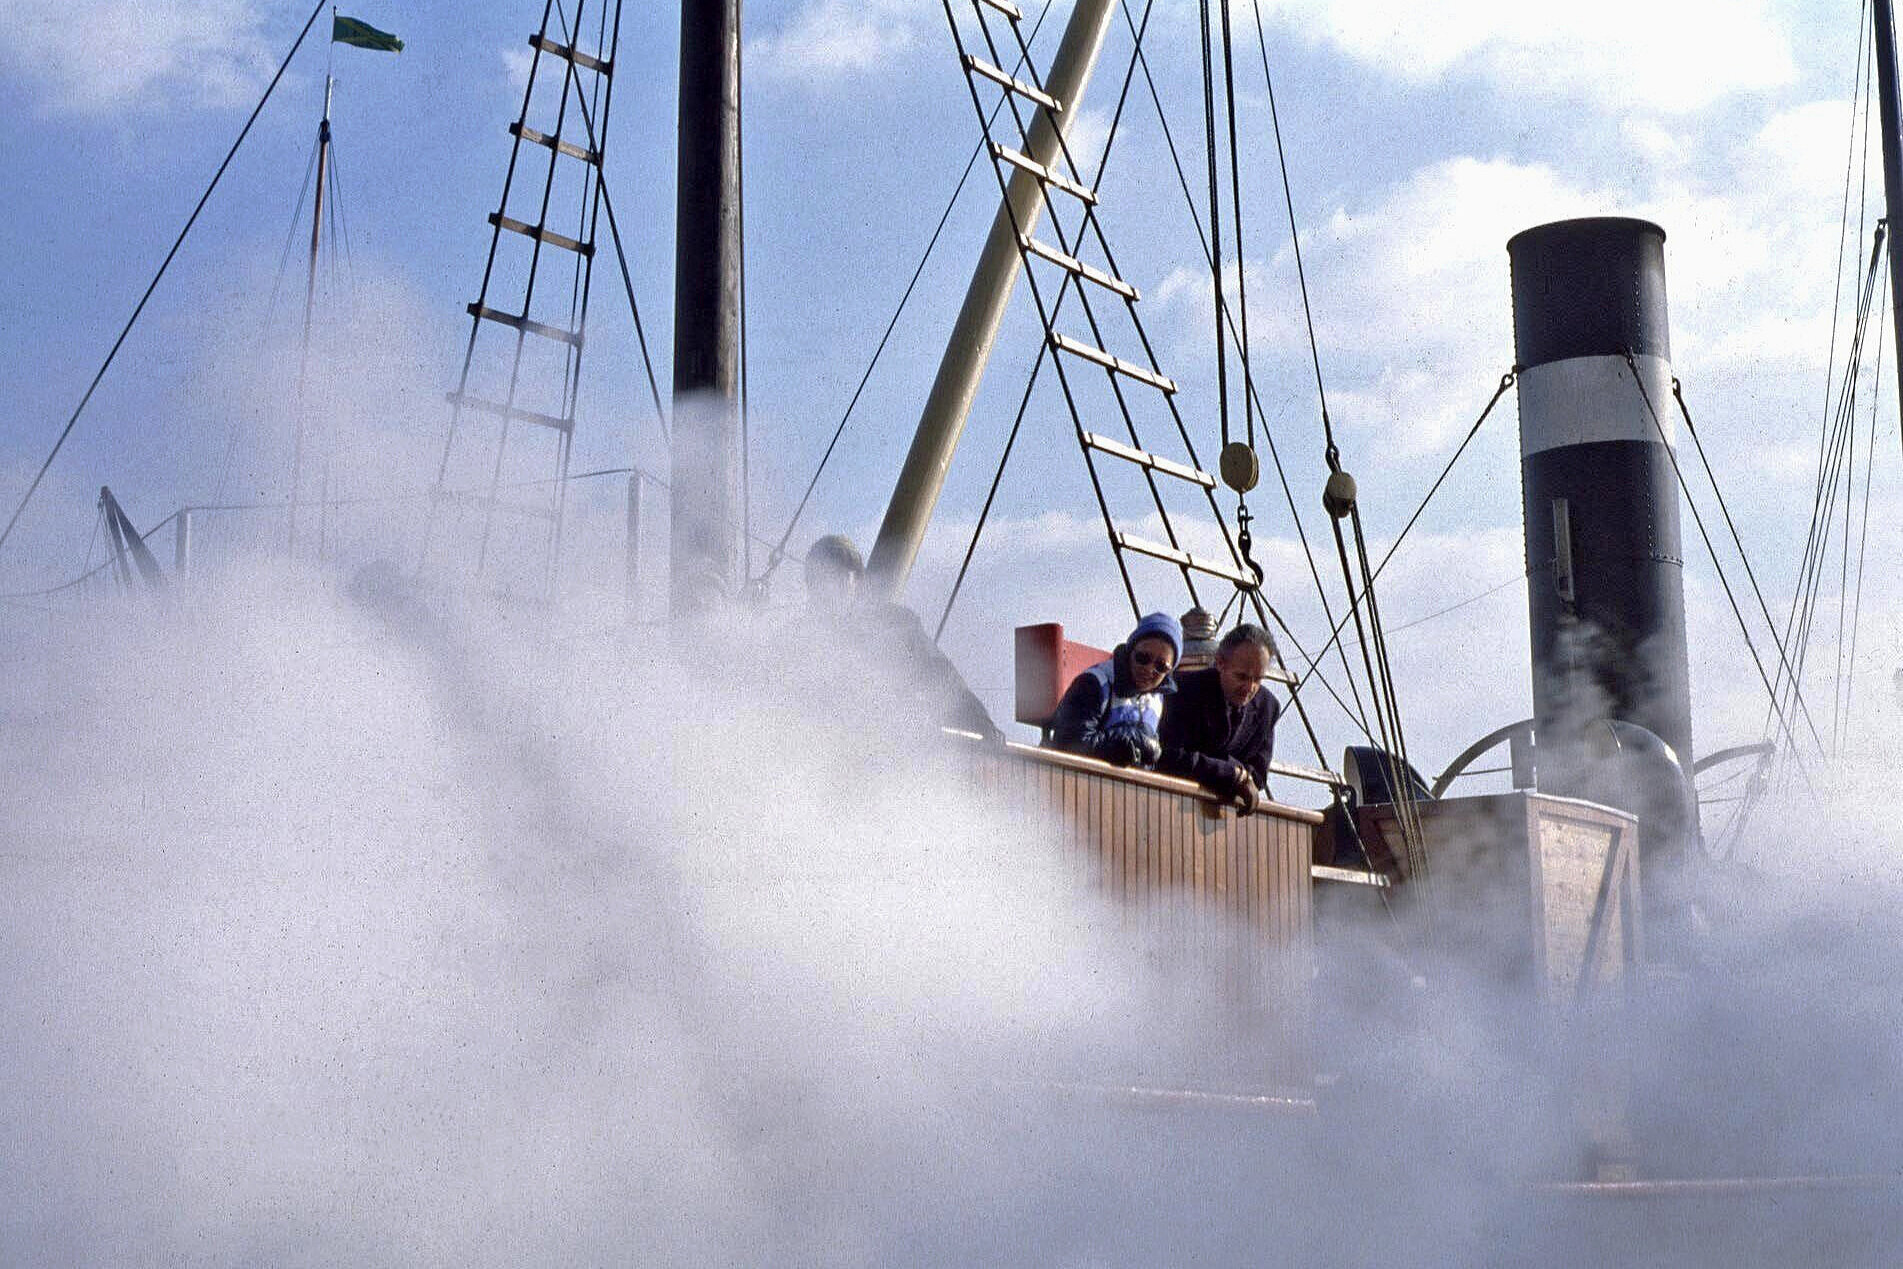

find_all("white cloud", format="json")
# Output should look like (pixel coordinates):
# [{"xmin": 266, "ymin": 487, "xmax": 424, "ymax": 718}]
[
  {"xmin": 1257, "ymin": 0, "xmax": 1795, "ymax": 113},
  {"xmin": 0, "ymin": 0, "xmax": 273, "ymax": 116},
  {"xmin": 747, "ymin": 0, "xmax": 928, "ymax": 89},
  {"xmin": 502, "ymin": 45, "xmax": 535, "ymax": 91},
  {"xmin": 1274, "ymin": 155, "xmax": 1609, "ymax": 452}
]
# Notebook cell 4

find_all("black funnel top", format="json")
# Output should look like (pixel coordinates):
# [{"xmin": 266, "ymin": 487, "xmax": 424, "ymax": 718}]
[{"xmin": 1507, "ymin": 217, "xmax": 1670, "ymax": 369}]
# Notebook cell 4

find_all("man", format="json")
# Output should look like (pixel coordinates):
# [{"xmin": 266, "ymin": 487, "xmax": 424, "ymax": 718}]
[
  {"xmin": 1049, "ymin": 612, "xmax": 1181, "ymax": 769},
  {"xmin": 1160, "ymin": 623, "xmax": 1281, "ymax": 812},
  {"xmin": 804, "ymin": 533, "xmax": 1002, "ymax": 740}
]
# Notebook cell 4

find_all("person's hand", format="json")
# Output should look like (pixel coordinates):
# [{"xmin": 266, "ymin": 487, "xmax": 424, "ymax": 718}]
[
  {"xmin": 1228, "ymin": 766, "xmax": 1259, "ymax": 815},
  {"xmin": 1099, "ymin": 731, "xmax": 1145, "ymax": 767}
]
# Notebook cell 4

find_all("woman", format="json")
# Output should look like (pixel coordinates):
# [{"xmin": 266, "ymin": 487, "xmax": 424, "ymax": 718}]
[{"xmin": 1048, "ymin": 611, "xmax": 1181, "ymax": 768}]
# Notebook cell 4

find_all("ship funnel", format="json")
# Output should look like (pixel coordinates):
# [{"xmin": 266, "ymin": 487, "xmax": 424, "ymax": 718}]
[{"xmin": 1507, "ymin": 217, "xmax": 1699, "ymax": 865}]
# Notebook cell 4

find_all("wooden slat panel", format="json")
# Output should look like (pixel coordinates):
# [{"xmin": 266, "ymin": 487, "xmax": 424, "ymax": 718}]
[
  {"xmin": 1064, "ymin": 760, "xmax": 1079, "ymax": 849},
  {"xmin": 951, "ymin": 740, "xmax": 1322, "ymax": 1091},
  {"xmin": 1252, "ymin": 818, "xmax": 1266, "ymax": 933}
]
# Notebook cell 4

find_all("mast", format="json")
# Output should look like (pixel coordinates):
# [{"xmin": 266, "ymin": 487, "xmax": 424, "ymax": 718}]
[
  {"xmin": 670, "ymin": 0, "xmax": 744, "ymax": 618},
  {"xmin": 864, "ymin": 0, "xmax": 1117, "ymax": 599},
  {"xmin": 1875, "ymin": 0, "xmax": 1903, "ymax": 405},
  {"xmin": 289, "ymin": 73, "xmax": 333, "ymax": 555}
]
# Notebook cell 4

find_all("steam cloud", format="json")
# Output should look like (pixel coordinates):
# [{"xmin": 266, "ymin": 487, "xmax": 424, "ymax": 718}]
[{"xmin": 3, "ymin": 562, "xmax": 1902, "ymax": 1265}]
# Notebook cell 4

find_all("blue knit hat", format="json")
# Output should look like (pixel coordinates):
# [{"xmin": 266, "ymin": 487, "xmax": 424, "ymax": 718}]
[{"xmin": 1127, "ymin": 610, "xmax": 1182, "ymax": 661}]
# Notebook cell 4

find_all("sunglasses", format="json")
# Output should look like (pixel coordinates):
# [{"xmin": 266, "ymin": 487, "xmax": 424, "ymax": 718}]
[{"xmin": 1130, "ymin": 650, "xmax": 1173, "ymax": 670}]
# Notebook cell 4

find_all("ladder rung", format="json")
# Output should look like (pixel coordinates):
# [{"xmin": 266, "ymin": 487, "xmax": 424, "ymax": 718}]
[
  {"xmin": 489, "ymin": 212, "xmax": 594, "ymax": 258},
  {"xmin": 445, "ymin": 391, "xmax": 574, "ymax": 435},
  {"xmin": 432, "ymin": 487, "xmax": 559, "ymax": 522},
  {"xmin": 1269, "ymin": 759, "xmax": 1347, "ymax": 788},
  {"xmin": 509, "ymin": 121, "xmax": 600, "ymax": 165},
  {"xmin": 1112, "ymin": 531, "xmax": 1256, "ymax": 588},
  {"xmin": 1080, "ymin": 432, "xmax": 1214, "ymax": 488},
  {"xmin": 964, "ymin": 55, "xmax": 1061, "ymax": 111},
  {"xmin": 976, "ymin": 0, "xmax": 1024, "ymax": 19},
  {"xmin": 467, "ymin": 302, "xmax": 584, "ymax": 348},
  {"xmin": 527, "ymin": 32, "xmax": 611, "ymax": 76},
  {"xmin": 989, "ymin": 144, "xmax": 1097, "ymax": 205},
  {"xmin": 1049, "ymin": 333, "xmax": 1176, "ymax": 393},
  {"xmin": 1020, "ymin": 235, "xmax": 1136, "ymax": 299}
]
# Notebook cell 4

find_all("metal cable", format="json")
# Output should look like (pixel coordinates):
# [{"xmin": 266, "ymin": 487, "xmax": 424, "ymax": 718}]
[
  {"xmin": 1622, "ymin": 352, "xmax": 1823, "ymax": 768},
  {"xmin": 1198, "ymin": 0, "xmax": 1229, "ymax": 449},
  {"xmin": 1217, "ymin": 0, "xmax": 1257, "ymax": 453},
  {"xmin": 762, "ymin": 0, "xmax": 1057, "ymax": 578},
  {"xmin": 1249, "ymin": 0, "xmax": 1333, "ymax": 462},
  {"xmin": 1844, "ymin": 268, "xmax": 1885, "ymax": 742},
  {"xmin": 1292, "ymin": 371, "xmax": 1514, "ymax": 701},
  {"xmin": 424, "ymin": 0, "xmax": 560, "ymax": 564},
  {"xmin": 984, "ymin": 4, "xmax": 1203, "ymax": 604},
  {"xmin": 1670, "ymin": 374, "xmax": 1827, "ymax": 756},
  {"xmin": 0, "ymin": 0, "xmax": 330, "ymax": 561},
  {"xmin": 1120, "ymin": 0, "xmax": 1369, "ymax": 733},
  {"xmin": 934, "ymin": 1, "xmax": 1156, "ymax": 642},
  {"xmin": 1774, "ymin": 228, "xmax": 1884, "ymax": 756}
]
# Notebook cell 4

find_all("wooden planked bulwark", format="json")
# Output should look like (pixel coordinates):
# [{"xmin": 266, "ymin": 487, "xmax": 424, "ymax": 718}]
[{"xmin": 961, "ymin": 740, "xmax": 1321, "ymax": 1084}]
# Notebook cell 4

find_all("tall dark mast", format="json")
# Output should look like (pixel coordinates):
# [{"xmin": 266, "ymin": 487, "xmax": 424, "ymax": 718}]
[
  {"xmin": 1874, "ymin": 0, "xmax": 1903, "ymax": 404},
  {"xmin": 670, "ymin": 0, "xmax": 743, "ymax": 617}
]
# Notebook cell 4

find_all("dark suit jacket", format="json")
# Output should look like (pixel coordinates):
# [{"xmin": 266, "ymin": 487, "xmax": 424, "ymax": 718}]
[{"xmin": 1158, "ymin": 666, "xmax": 1279, "ymax": 793}]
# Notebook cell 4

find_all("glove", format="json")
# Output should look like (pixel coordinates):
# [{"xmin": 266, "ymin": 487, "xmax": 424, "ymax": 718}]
[{"xmin": 1098, "ymin": 726, "xmax": 1156, "ymax": 768}]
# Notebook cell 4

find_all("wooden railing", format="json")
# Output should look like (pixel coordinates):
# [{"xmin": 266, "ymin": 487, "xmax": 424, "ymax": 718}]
[{"xmin": 962, "ymin": 741, "xmax": 1318, "ymax": 1091}]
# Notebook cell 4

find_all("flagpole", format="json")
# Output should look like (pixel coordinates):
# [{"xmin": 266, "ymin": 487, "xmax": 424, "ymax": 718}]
[{"xmin": 290, "ymin": 72, "xmax": 333, "ymax": 555}]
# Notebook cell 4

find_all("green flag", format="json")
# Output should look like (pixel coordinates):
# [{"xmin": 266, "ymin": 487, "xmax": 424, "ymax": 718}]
[{"xmin": 332, "ymin": 14, "xmax": 402, "ymax": 53}]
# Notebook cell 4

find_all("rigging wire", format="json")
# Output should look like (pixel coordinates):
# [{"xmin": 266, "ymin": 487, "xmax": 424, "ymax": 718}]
[
  {"xmin": 964, "ymin": 3, "xmax": 1207, "ymax": 616},
  {"xmin": 211, "ymin": 129, "xmax": 324, "ymax": 509},
  {"xmin": 0, "ymin": 510, "xmax": 180, "ymax": 602},
  {"xmin": 0, "ymin": 0, "xmax": 331, "ymax": 562},
  {"xmin": 1843, "ymin": 267, "xmax": 1886, "ymax": 742},
  {"xmin": 1198, "ymin": 0, "xmax": 1230, "ymax": 450},
  {"xmin": 934, "ymin": 0, "xmax": 1158, "ymax": 644},
  {"xmin": 1217, "ymin": 0, "xmax": 1257, "ymax": 454},
  {"xmin": 545, "ymin": 0, "xmax": 627, "ymax": 592},
  {"xmin": 760, "ymin": 0, "xmax": 1058, "ymax": 580},
  {"xmin": 1621, "ymin": 351, "xmax": 1822, "ymax": 771},
  {"xmin": 1249, "ymin": 0, "xmax": 1334, "ymax": 462},
  {"xmin": 1819, "ymin": 0, "xmax": 1872, "ymax": 485},
  {"xmin": 1773, "ymin": 227, "xmax": 1885, "ymax": 763},
  {"xmin": 1291, "ymin": 371, "xmax": 1515, "ymax": 700},
  {"xmin": 1833, "ymin": 41, "xmax": 1878, "ymax": 749},
  {"xmin": 541, "ymin": 0, "xmax": 668, "ymax": 441},
  {"xmin": 1120, "ymin": 0, "xmax": 1370, "ymax": 734},
  {"xmin": 0, "ymin": 465, "xmax": 805, "ymax": 607},
  {"xmin": 984, "ymin": 0, "xmax": 1353, "ymax": 694},
  {"xmin": 1669, "ymin": 374, "xmax": 1828, "ymax": 754},
  {"xmin": 1383, "ymin": 569, "xmax": 1529, "ymax": 638},
  {"xmin": 470, "ymin": 0, "xmax": 597, "ymax": 575},
  {"xmin": 1776, "ymin": 27, "xmax": 1880, "ymax": 758}
]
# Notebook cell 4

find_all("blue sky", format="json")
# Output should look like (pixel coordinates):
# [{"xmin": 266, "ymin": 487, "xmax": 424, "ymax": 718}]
[{"xmin": 0, "ymin": 0, "xmax": 1892, "ymax": 773}]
